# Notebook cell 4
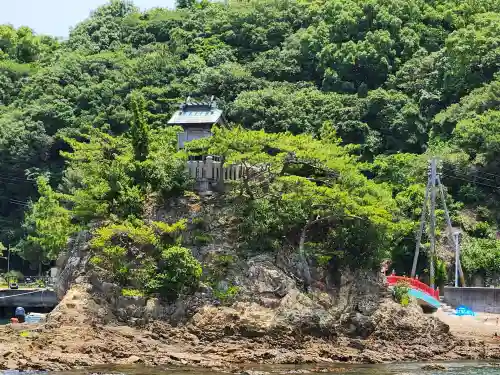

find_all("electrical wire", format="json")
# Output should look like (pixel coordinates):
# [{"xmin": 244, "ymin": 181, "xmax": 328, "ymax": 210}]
[
  {"xmin": 0, "ymin": 176, "xmax": 35, "ymax": 183},
  {"xmin": 8, "ymin": 200, "xmax": 29, "ymax": 207},
  {"xmin": 9, "ymin": 198, "xmax": 27, "ymax": 203},
  {"xmin": 441, "ymin": 166, "xmax": 499, "ymax": 183},
  {"xmin": 441, "ymin": 173, "xmax": 500, "ymax": 190},
  {"xmin": 459, "ymin": 168, "xmax": 500, "ymax": 179}
]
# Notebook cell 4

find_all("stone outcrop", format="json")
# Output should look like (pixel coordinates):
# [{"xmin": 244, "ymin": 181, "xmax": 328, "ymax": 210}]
[
  {"xmin": 55, "ymin": 230, "xmax": 92, "ymax": 300},
  {"xmin": 11, "ymin": 196, "xmax": 495, "ymax": 371}
]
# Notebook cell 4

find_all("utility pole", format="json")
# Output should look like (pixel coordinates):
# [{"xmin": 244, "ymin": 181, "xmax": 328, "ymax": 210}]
[
  {"xmin": 411, "ymin": 178, "xmax": 431, "ymax": 278},
  {"xmin": 453, "ymin": 230, "xmax": 461, "ymax": 287},
  {"xmin": 437, "ymin": 174, "xmax": 465, "ymax": 287},
  {"xmin": 7, "ymin": 245, "xmax": 10, "ymax": 286},
  {"xmin": 412, "ymin": 159, "xmax": 466, "ymax": 289},
  {"xmin": 429, "ymin": 158, "xmax": 437, "ymax": 289}
]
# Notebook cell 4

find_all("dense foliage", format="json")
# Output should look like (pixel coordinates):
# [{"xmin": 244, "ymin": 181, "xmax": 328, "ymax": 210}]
[
  {"xmin": 0, "ymin": 0, "xmax": 498, "ymax": 287},
  {"xmin": 186, "ymin": 126, "xmax": 399, "ymax": 279},
  {"xmin": 90, "ymin": 219, "xmax": 201, "ymax": 300}
]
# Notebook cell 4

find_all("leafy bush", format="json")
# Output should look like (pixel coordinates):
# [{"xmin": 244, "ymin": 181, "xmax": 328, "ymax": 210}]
[
  {"xmin": 90, "ymin": 219, "xmax": 158, "ymax": 285},
  {"xmin": 213, "ymin": 285, "xmax": 240, "ymax": 304},
  {"xmin": 91, "ymin": 219, "xmax": 201, "ymax": 300},
  {"xmin": 204, "ymin": 254, "xmax": 236, "ymax": 284},
  {"xmin": 393, "ymin": 281, "xmax": 411, "ymax": 307},
  {"xmin": 145, "ymin": 246, "xmax": 202, "ymax": 300},
  {"xmin": 461, "ymin": 236, "xmax": 500, "ymax": 278},
  {"xmin": 468, "ymin": 222, "xmax": 491, "ymax": 239},
  {"xmin": 121, "ymin": 288, "xmax": 144, "ymax": 297},
  {"xmin": 316, "ymin": 255, "xmax": 332, "ymax": 267},
  {"xmin": 436, "ymin": 259, "xmax": 448, "ymax": 287},
  {"xmin": 3, "ymin": 270, "xmax": 24, "ymax": 283},
  {"xmin": 193, "ymin": 232, "xmax": 212, "ymax": 246},
  {"xmin": 191, "ymin": 217, "xmax": 205, "ymax": 227}
]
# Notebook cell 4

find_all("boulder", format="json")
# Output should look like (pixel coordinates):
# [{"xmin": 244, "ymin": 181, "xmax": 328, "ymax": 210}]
[
  {"xmin": 245, "ymin": 255, "xmax": 296, "ymax": 298},
  {"xmin": 422, "ymin": 363, "xmax": 447, "ymax": 370}
]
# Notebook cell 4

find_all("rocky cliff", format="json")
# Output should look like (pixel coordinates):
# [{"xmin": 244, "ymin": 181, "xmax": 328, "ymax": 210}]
[
  {"xmin": 0, "ymin": 272, "xmax": 496, "ymax": 371},
  {"xmin": 11, "ymin": 195, "xmax": 493, "ymax": 371}
]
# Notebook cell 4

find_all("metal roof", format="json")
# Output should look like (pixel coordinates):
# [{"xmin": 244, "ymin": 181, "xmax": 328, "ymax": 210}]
[
  {"xmin": 168, "ymin": 108, "xmax": 223, "ymax": 125},
  {"xmin": 168, "ymin": 100, "xmax": 224, "ymax": 125}
]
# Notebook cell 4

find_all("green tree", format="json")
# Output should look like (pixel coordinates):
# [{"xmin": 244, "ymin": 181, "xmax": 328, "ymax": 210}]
[
  {"xmin": 461, "ymin": 236, "xmax": 500, "ymax": 282},
  {"xmin": 176, "ymin": 0, "xmax": 196, "ymax": 9},
  {"xmin": 90, "ymin": 219, "xmax": 201, "ymax": 300},
  {"xmin": 146, "ymin": 245, "xmax": 202, "ymax": 300},
  {"xmin": 61, "ymin": 129, "xmax": 143, "ymax": 221},
  {"xmin": 16, "ymin": 177, "xmax": 76, "ymax": 265},
  {"xmin": 187, "ymin": 126, "xmax": 397, "ymax": 279},
  {"xmin": 0, "ymin": 0, "xmax": 497, "ymax": 285},
  {"xmin": 130, "ymin": 91, "xmax": 150, "ymax": 162}
]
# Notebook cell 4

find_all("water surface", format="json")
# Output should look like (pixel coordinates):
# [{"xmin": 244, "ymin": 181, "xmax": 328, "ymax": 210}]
[
  {"xmin": 0, "ymin": 361, "xmax": 498, "ymax": 375},
  {"xmin": 49, "ymin": 361, "xmax": 500, "ymax": 375}
]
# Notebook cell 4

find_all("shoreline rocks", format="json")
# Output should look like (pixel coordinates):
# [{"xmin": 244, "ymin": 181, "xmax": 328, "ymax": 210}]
[{"xmin": 0, "ymin": 286, "xmax": 498, "ymax": 371}]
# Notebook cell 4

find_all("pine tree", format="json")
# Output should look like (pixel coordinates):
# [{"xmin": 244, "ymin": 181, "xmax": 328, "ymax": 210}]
[
  {"xmin": 176, "ymin": 0, "xmax": 196, "ymax": 9},
  {"xmin": 130, "ymin": 92, "xmax": 150, "ymax": 162}
]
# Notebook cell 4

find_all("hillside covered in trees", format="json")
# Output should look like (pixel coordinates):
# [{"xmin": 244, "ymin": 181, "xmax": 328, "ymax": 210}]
[{"xmin": 0, "ymin": 0, "xmax": 500, "ymax": 291}]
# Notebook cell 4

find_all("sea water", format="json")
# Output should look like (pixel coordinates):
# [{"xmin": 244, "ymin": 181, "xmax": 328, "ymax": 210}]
[{"xmin": 0, "ymin": 362, "xmax": 499, "ymax": 375}]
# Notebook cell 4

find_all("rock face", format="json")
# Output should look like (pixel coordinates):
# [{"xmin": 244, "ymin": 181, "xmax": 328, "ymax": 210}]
[
  {"xmin": 0, "ymin": 265, "xmax": 497, "ymax": 372},
  {"xmin": 55, "ymin": 230, "xmax": 92, "ymax": 300},
  {"xmin": 19, "ymin": 196, "xmax": 496, "ymax": 371}
]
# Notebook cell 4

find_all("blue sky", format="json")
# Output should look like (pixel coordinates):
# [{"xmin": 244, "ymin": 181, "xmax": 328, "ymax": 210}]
[{"xmin": 0, "ymin": 0, "xmax": 176, "ymax": 38}]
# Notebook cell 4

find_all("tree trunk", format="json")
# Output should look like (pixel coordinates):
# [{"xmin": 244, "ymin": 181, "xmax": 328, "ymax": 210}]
[
  {"xmin": 297, "ymin": 214, "xmax": 339, "ymax": 291},
  {"xmin": 298, "ymin": 220, "xmax": 313, "ymax": 289},
  {"xmin": 243, "ymin": 166, "xmax": 254, "ymax": 199}
]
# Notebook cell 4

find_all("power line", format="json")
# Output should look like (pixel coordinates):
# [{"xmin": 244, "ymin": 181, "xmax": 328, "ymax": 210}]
[
  {"xmin": 441, "ymin": 166, "xmax": 500, "ymax": 183},
  {"xmin": 8, "ymin": 199, "xmax": 29, "ymax": 207},
  {"xmin": 9, "ymin": 197, "xmax": 28, "ymax": 202},
  {"xmin": 461, "ymin": 168, "xmax": 500, "ymax": 179},
  {"xmin": 441, "ymin": 173, "xmax": 500, "ymax": 190},
  {"xmin": 441, "ymin": 166, "xmax": 499, "ymax": 183},
  {"xmin": 0, "ymin": 180, "xmax": 35, "ymax": 186},
  {"xmin": 0, "ymin": 175, "xmax": 35, "ymax": 182}
]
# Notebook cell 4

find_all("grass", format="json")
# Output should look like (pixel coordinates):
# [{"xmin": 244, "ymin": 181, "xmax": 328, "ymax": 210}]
[
  {"xmin": 213, "ymin": 285, "xmax": 240, "ymax": 303},
  {"xmin": 121, "ymin": 288, "xmax": 144, "ymax": 297}
]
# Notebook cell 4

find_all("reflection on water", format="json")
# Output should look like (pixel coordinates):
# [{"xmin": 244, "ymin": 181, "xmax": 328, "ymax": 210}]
[{"xmin": 0, "ymin": 362, "xmax": 499, "ymax": 375}]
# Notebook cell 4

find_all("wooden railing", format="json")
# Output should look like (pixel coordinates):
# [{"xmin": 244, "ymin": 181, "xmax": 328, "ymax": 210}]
[{"xmin": 386, "ymin": 275, "xmax": 440, "ymax": 299}]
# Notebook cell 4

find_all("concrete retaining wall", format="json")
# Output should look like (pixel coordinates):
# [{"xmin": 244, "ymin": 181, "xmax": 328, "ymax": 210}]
[
  {"xmin": 0, "ymin": 289, "xmax": 58, "ymax": 308},
  {"xmin": 444, "ymin": 287, "xmax": 500, "ymax": 313}
]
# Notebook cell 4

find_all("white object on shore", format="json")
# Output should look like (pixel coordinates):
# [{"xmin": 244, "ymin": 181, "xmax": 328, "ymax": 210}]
[{"xmin": 25, "ymin": 312, "xmax": 46, "ymax": 324}]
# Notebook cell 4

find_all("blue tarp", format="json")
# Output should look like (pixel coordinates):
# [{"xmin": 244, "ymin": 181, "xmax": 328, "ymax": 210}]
[{"xmin": 455, "ymin": 305, "xmax": 475, "ymax": 316}]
